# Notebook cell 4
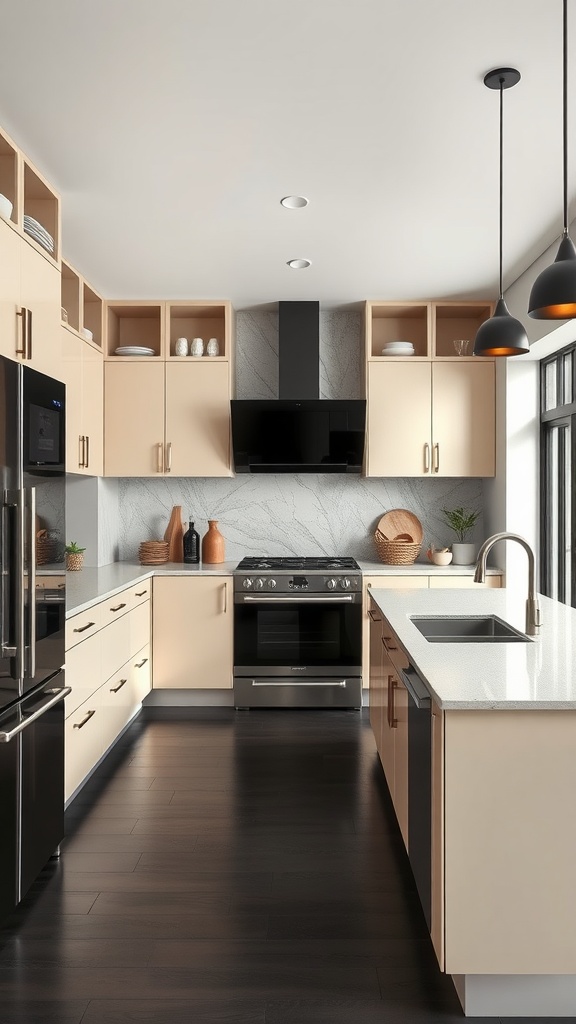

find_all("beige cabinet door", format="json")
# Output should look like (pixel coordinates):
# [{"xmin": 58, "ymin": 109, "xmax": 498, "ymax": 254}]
[
  {"xmin": 0, "ymin": 220, "xmax": 21, "ymax": 360},
  {"xmin": 153, "ymin": 576, "xmax": 233, "ymax": 688},
  {"xmin": 104, "ymin": 361, "xmax": 165, "ymax": 476},
  {"xmin": 81, "ymin": 341, "xmax": 103, "ymax": 475},
  {"xmin": 65, "ymin": 687, "xmax": 103, "ymax": 801},
  {"xmin": 393, "ymin": 674, "xmax": 409, "ymax": 848},
  {"xmin": 61, "ymin": 328, "xmax": 84, "ymax": 472},
  {"xmin": 165, "ymin": 361, "xmax": 231, "ymax": 477},
  {"xmin": 367, "ymin": 362, "xmax": 431, "ymax": 476},
  {"xmin": 368, "ymin": 600, "xmax": 384, "ymax": 750},
  {"xmin": 432, "ymin": 361, "xmax": 495, "ymax": 477},
  {"xmin": 20, "ymin": 240, "xmax": 62, "ymax": 379}
]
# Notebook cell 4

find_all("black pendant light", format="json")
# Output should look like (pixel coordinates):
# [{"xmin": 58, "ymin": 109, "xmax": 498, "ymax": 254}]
[
  {"xmin": 529, "ymin": 0, "xmax": 576, "ymax": 319},
  {"xmin": 474, "ymin": 68, "xmax": 529, "ymax": 356}
]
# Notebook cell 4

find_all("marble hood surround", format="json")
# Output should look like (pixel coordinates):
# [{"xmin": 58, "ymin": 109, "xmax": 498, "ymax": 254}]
[{"xmin": 230, "ymin": 301, "xmax": 367, "ymax": 473}]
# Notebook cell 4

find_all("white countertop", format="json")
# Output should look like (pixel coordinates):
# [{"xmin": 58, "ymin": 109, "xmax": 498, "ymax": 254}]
[
  {"xmin": 369, "ymin": 585, "xmax": 576, "ymax": 710},
  {"xmin": 66, "ymin": 561, "xmax": 237, "ymax": 617},
  {"xmin": 358, "ymin": 560, "xmax": 502, "ymax": 576}
]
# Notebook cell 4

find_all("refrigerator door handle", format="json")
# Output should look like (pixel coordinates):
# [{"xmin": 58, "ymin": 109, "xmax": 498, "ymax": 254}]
[
  {"xmin": 12, "ymin": 489, "xmax": 26, "ymax": 679},
  {"xmin": 0, "ymin": 686, "xmax": 71, "ymax": 742},
  {"xmin": 25, "ymin": 487, "xmax": 36, "ymax": 679}
]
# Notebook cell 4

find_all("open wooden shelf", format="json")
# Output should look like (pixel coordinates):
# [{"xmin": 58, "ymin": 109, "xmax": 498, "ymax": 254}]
[
  {"xmin": 106, "ymin": 302, "xmax": 163, "ymax": 358},
  {"xmin": 433, "ymin": 302, "xmax": 493, "ymax": 358},
  {"xmin": 166, "ymin": 301, "xmax": 229, "ymax": 358},
  {"xmin": 83, "ymin": 283, "xmax": 103, "ymax": 349},
  {"xmin": 366, "ymin": 302, "xmax": 430, "ymax": 358},
  {"xmin": 23, "ymin": 161, "xmax": 59, "ymax": 261},
  {"xmin": 0, "ymin": 130, "xmax": 18, "ymax": 226},
  {"xmin": 61, "ymin": 261, "xmax": 81, "ymax": 332}
]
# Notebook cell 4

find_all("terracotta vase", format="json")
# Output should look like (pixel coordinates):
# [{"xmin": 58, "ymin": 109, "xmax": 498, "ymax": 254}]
[
  {"xmin": 201, "ymin": 520, "xmax": 225, "ymax": 564},
  {"xmin": 164, "ymin": 505, "xmax": 184, "ymax": 563}
]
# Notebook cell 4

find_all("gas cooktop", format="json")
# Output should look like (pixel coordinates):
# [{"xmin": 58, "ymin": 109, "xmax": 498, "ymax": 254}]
[{"xmin": 235, "ymin": 556, "xmax": 361, "ymax": 573}]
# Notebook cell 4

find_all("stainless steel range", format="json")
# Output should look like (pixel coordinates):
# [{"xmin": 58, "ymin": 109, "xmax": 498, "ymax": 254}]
[{"xmin": 233, "ymin": 556, "xmax": 362, "ymax": 708}]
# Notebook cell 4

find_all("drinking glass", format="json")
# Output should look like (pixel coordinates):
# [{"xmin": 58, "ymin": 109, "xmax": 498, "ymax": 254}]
[{"xmin": 453, "ymin": 339, "xmax": 470, "ymax": 356}]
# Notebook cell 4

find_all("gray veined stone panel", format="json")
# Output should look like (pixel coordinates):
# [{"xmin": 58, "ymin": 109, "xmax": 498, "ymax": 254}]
[{"xmin": 236, "ymin": 311, "xmax": 278, "ymax": 399}]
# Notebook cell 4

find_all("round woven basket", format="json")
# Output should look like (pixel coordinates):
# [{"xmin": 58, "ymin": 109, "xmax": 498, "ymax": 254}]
[
  {"xmin": 36, "ymin": 536, "xmax": 54, "ymax": 566},
  {"xmin": 374, "ymin": 529, "xmax": 421, "ymax": 565},
  {"xmin": 139, "ymin": 540, "xmax": 170, "ymax": 566}
]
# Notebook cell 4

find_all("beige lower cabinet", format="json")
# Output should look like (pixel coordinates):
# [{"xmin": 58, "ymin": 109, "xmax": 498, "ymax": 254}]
[
  {"xmin": 64, "ymin": 586, "xmax": 151, "ymax": 801},
  {"xmin": 428, "ymin": 573, "xmax": 501, "ymax": 588},
  {"xmin": 104, "ymin": 360, "xmax": 232, "ymax": 477},
  {"xmin": 366, "ymin": 360, "xmax": 495, "ymax": 477},
  {"xmin": 153, "ymin": 576, "xmax": 233, "ymax": 688},
  {"xmin": 433, "ymin": 708, "xmax": 576, "ymax": 976}
]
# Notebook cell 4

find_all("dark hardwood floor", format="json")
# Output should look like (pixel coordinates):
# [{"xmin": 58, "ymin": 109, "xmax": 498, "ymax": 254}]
[{"xmin": 0, "ymin": 708, "xmax": 540, "ymax": 1023}]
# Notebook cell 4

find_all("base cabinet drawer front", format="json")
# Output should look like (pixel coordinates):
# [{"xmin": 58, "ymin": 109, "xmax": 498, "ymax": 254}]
[
  {"xmin": 65, "ymin": 689, "xmax": 103, "ymax": 801},
  {"xmin": 65, "ymin": 632, "xmax": 102, "ymax": 717},
  {"xmin": 100, "ymin": 602, "xmax": 151, "ymax": 685},
  {"xmin": 131, "ymin": 645, "xmax": 151, "ymax": 703},
  {"xmin": 153, "ymin": 576, "xmax": 232, "ymax": 689},
  {"xmin": 101, "ymin": 664, "xmax": 135, "ymax": 754},
  {"xmin": 428, "ymin": 575, "xmax": 501, "ymax": 589},
  {"xmin": 100, "ymin": 592, "xmax": 132, "ymax": 628},
  {"xmin": 126, "ymin": 580, "xmax": 152, "ymax": 609},
  {"xmin": 363, "ymin": 577, "xmax": 428, "ymax": 686},
  {"xmin": 66, "ymin": 606, "xmax": 102, "ymax": 650},
  {"xmin": 128, "ymin": 599, "xmax": 151, "ymax": 653}
]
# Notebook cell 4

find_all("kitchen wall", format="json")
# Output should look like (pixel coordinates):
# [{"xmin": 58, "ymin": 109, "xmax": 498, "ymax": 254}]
[{"xmin": 109, "ymin": 311, "xmax": 484, "ymax": 563}]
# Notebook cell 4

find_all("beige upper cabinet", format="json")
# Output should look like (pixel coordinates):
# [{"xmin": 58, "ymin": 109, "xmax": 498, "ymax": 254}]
[
  {"xmin": 103, "ymin": 300, "xmax": 234, "ymax": 477},
  {"xmin": 152, "ymin": 576, "xmax": 233, "ymax": 689},
  {"xmin": 104, "ymin": 361, "xmax": 165, "ymax": 476},
  {"xmin": 364, "ymin": 301, "xmax": 495, "ymax": 478},
  {"xmin": 61, "ymin": 263, "xmax": 104, "ymax": 475}
]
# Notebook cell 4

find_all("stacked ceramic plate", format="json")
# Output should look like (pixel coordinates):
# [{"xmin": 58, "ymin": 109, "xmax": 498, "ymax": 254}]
[
  {"xmin": 381, "ymin": 340, "xmax": 415, "ymax": 356},
  {"xmin": 114, "ymin": 346, "xmax": 155, "ymax": 356},
  {"xmin": 23, "ymin": 215, "xmax": 54, "ymax": 253}
]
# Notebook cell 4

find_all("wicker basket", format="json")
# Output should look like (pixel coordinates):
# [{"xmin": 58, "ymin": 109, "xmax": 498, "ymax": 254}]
[
  {"xmin": 374, "ymin": 528, "xmax": 421, "ymax": 565},
  {"xmin": 139, "ymin": 540, "xmax": 170, "ymax": 566},
  {"xmin": 36, "ymin": 535, "xmax": 55, "ymax": 566}
]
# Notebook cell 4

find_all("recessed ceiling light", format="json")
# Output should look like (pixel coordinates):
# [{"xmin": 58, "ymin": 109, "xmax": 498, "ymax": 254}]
[
  {"xmin": 287, "ymin": 258, "xmax": 311, "ymax": 269},
  {"xmin": 280, "ymin": 195, "xmax": 309, "ymax": 209}
]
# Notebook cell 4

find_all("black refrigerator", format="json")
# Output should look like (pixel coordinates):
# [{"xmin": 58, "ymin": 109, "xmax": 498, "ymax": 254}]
[{"xmin": 0, "ymin": 355, "xmax": 70, "ymax": 922}]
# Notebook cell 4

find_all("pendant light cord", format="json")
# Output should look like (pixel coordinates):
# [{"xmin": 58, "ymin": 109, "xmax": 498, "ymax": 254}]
[
  {"xmin": 499, "ymin": 76, "xmax": 504, "ymax": 299},
  {"xmin": 563, "ymin": 0, "xmax": 569, "ymax": 238}
]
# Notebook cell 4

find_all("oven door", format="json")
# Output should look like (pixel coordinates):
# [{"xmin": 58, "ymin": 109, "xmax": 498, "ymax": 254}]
[{"xmin": 233, "ymin": 591, "xmax": 362, "ymax": 707}]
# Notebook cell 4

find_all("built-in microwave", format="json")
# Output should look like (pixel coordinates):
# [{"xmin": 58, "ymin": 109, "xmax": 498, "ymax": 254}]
[{"xmin": 23, "ymin": 367, "xmax": 65, "ymax": 473}]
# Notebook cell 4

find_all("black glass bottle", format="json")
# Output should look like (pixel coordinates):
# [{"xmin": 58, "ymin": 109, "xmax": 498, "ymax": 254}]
[{"xmin": 183, "ymin": 520, "xmax": 200, "ymax": 564}]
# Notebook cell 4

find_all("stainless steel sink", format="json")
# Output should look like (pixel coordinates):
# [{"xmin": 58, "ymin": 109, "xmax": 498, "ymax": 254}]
[{"xmin": 410, "ymin": 615, "xmax": 530, "ymax": 643}]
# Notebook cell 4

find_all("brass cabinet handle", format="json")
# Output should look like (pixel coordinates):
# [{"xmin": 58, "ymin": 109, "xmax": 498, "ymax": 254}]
[
  {"xmin": 223, "ymin": 581, "xmax": 227, "ymax": 614},
  {"xmin": 368, "ymin": 609, "xmax": 380, "ymax": 621},
  {"xmin": 156, "ymin": 442, "xmax": 163, "ymax": 473},
  {"xmin": 433, "ymin": 442, "xmax": 440, "ymax": 473},
  {"xmin": 73, "ymin": 621, "xmax": 95, "ymax": 633},
  {"xmin": 110, "ymin": 678, "xmax": 127, "ymax": 694},
  {"xmin": 424, "ymin": 442, "xmax": 430, "ymax": 473},
  {"xmin": 165, "ymin": 442, "xmax": 172, "ymax": 473},
  {"xmin": 73, "ymin": 709, "xmax": 96, "ymax": 730},
  {"xmin": 85, "ymin": 434, "xmax": 90, "ymax": 469},
  {"xmin": 78, "ymin": 435, "xmax": 85, "ymax": 469},
  {"xmin": 134, "ymin": 658, "xmax": 148, "ymax": 669},
  {"xmin": 388, "ymin": 676, "xmax": 398, "ymax": 729},
  {"xmin": 110, "ymin": 603, "xmax": 126, "ymax": 613},
  {"xmin": 135, "ymin": 590, "xmax": 148, "ymax": 597},
  {"xmin": 27, "ymin": 308, "xmax": 32, "ymax": 360},
  {"xmin": 382, "ymin": 636, "xmax": 398, "ymax": 651},
  {"xmin": 16, "ymin": 307, "xmax": 29, "ymax": 357}
]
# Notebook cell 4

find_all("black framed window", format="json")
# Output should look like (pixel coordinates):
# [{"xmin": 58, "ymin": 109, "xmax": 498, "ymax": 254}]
[{"xmin": 540, "ymin": 344, "xmax": 576, "ymax": 606}]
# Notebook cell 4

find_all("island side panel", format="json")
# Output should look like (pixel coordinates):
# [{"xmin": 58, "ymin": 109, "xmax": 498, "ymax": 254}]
[{"xmin": 444, "ymin": 709, "xmax": 576, "ymax": 975}]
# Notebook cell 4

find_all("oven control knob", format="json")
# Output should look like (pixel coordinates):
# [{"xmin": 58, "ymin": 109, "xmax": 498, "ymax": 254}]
[
  {"xmin": 326, "ymin": 578, "xmax": 337, "ymax": 590},
  {"xmin": 254, "ymin": 578, "xmax": 265, "ymax": 590},
  {"xmin": 267, "ymin": 579, "xmax": 277, "ymax": 589},
  {"xmin": 242, "ymin": 578, "xmax": 253, "ymax": 589},
  {"xmin": 339, "ymin": 577, "xmax": 351, "ymax": 590}
]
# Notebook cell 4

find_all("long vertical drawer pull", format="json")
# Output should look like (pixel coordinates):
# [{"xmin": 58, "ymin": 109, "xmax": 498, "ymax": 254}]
[
  {"xmin": 73, "ymin": 621, "xmax": 96, "ymax": 633},
  {"xmin": 110, "ymin": 678, "xmax": 127, "ymax": 694},
  {"xmin": 433, "ymin": 443, "xmax": 440, "ymax": 473},
  {"xmin": 73, "ymin": 709, "xmax": 96, "ymax": 730},
  {"xmin": 16, "ymin": 307, "xmax": 27, "ymax": 356},
  {"xmin": 134, "ymin": 658, "xmax": 148, "ymax": 669},
  {"xmin": 109, "ymin": 603, "xmax": 126, "ymax": 613}
]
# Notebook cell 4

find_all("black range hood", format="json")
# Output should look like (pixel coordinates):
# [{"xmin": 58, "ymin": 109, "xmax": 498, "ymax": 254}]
[{"xmin": 231, "ymin": 302, "xmax": 366, "ymax": 474}]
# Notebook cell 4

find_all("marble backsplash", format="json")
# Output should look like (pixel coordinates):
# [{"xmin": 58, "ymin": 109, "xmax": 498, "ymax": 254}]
[{"xmin": 93, "ymin": 310, "xmax": 486, "ymax": 563}]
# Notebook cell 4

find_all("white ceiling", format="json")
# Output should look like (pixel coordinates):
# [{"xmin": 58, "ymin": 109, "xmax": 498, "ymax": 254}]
[{"xmin": 0, "ymin": 0, "xmax": 572, "ymax": 310}]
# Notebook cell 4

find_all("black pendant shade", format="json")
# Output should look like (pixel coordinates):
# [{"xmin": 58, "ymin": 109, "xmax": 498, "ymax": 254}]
[
  {"xmin": 529, "ymin": 0, "xmax": 576, "ymax": 319},
  {"xmin": 473, "ymin": 297, "xmax": 530, "ymax": 357},
  {"xmin": 473, "ymin": 68, "xmax": 529, "ymax": 357}
]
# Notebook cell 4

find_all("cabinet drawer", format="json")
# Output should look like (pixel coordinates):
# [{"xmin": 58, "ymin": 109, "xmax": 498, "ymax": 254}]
[
  {"xmin": 131, "ymin": 645, "xmax": 151, "ymax": 704},
  {"xmin": 101, "ymin": 663, "xmax": 134, "ymax": 755},
  {"xmin": 65, "ymin": 605, "xmax": 102, "ymax": 650},
  {"xmin": 428, "ymin": 575, "xmax": 502, "ymax": 589},
  {"xmin": 100, "ymin": 589, "xmax": 132, "ymax": 628},
  {"xmin": 65, "ymin": 687, "xmax": 103, "ymax": 801},
  {"xmin": 65, "ymin": 631, "xmax": 102, "ymax": 717},
  {"xmin": 100, "ymin": 602, "xmax": 151, "ymax": 684},
  {"xmin": 125, "ymin": 580, "xmax": 152, "ymax": 608}
]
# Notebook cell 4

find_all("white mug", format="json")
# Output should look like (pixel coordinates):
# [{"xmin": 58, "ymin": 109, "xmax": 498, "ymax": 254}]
[
  {"xmin": 191, "ymin": 337, "xmax": 204, "ymax": 357},
  {"xmin": 175, "ymin": 337, "xmax": 188, "ymax": 356},
  {"xmin": 206, "ymin": 337, "xmax": 220, "ymax": 357}
]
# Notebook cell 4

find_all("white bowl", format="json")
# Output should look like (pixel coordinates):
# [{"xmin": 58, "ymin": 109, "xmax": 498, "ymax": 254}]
[
  {"xmin": 0, "ymin": 194, "xmax": 13, "ymax": 221},
  {"xmin": 431, "ymin": 551, "xmax": 453, "ymax": 566}
]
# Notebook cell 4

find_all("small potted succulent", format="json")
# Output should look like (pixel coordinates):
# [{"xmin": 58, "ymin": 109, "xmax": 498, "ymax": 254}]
[
  {"xmin": 440, "ymin": 506, "xmax": 481, "ymax": 565},
  {"xmin": 65, "ymin": 541, "xmax": 85, "ymax": 571}
]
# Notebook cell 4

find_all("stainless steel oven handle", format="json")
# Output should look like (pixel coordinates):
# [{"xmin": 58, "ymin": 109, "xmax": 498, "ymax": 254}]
[
  {"xmin": 250, "ymin": 680, "xmax": 348, "ymax": 687},
  {"xmin": 239, "ymin": 595, "xmax": 355, "ymax": 603},
  {"xmin": 0, "ymin": 686, "xmax": 71, "ymax": 742}
]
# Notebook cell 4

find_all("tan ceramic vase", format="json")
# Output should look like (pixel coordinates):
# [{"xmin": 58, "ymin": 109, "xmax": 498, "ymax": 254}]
[{"xmin": 201, "ymin": 520, "xmax": 225, "ymax": 564}]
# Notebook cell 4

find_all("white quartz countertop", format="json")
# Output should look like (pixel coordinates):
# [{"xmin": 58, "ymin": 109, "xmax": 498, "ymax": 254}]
[
  {"xmin": 369, "ymin": 586, "xmax": 576, "ymax": 710},
  {"xmin": 358, "ymin": 560, "xmax": 502, "ymax": 576},
  {"xmin": 66, "ymin": 561, "xmax": 237, "ymax": 617}
]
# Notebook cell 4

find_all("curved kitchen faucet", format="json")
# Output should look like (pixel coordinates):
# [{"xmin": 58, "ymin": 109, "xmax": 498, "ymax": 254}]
[{"xmin": 474, "ymin": 532, "xmax": 542, "ymax": 637}]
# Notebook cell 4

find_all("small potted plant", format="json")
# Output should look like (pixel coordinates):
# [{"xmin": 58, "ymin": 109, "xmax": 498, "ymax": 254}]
[
  {"xmin": 65, "ymin": 541, "xmax": 85, "ymax": 571},
  {"xmin": 440, "ymin": 506, "xmax": 481, "ymax": 565}
]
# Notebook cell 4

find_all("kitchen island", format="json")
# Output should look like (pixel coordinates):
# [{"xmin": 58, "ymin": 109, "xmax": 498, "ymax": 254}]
[{"xmin": 369, "ymin": 585, "xmax": 576, "ymax": 1018}]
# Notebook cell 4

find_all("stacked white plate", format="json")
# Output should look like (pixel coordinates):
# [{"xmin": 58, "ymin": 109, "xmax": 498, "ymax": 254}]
[
  {"xmin": 381, "ymin": 341, "xmax": 415, "ymax": 356},
  {"xmin": 23, "ymin": 215, "xmax": 54, "ymax": 253},
  {"xmin": 114, "ymin": 346, "xmax": 155, "ymax": 356}
]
